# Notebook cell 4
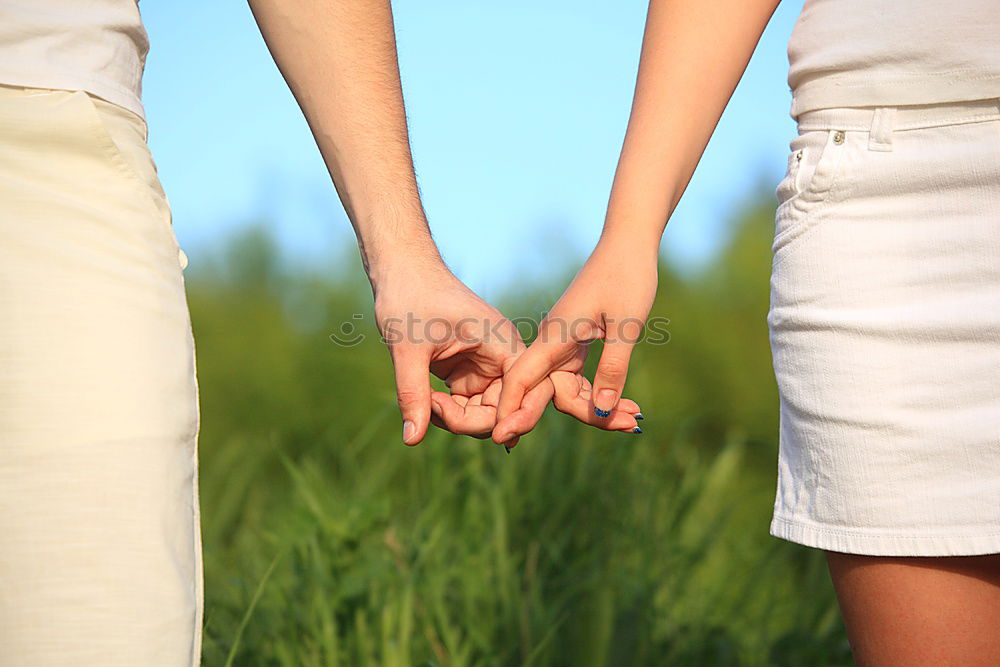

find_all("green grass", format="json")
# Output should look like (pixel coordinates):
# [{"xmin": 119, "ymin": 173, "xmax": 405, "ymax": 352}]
[{"xmin": 188, "ymin": 201, "xmax": 852, "ymax": 665}]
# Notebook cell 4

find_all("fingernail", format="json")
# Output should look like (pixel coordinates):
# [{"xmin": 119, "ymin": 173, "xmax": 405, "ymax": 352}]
[
  {"xmin": 635, "ymin": 413, "xmax": 644, "ymax": 421},
  {"xmin": 594, "ymin": 389, "xmax": 617, "ymax": 417},
  {"xmin": 402, "ymin": 420, "xmax": 416, "ymax": 444},
  {"xmin": 632, "ymin": 426, "xmax": 643, "ymax": 434},
  {"xmin": 504, "ymin": 445, "xmax": 511, "ymax": 454}
]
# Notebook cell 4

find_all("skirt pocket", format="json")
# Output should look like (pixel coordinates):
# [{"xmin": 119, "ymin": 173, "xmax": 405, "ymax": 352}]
[{"xmin": 772, "ymin": 128, "xmax": 852, "ymax": 263}]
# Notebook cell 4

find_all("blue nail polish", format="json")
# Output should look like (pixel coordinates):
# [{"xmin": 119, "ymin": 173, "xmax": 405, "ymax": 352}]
[
  {"xmin": 594, "ymin": 407, "xmax": 611, "ymax": 418},
  {"xmin": 504, "ymin": 445, "xmax": 511, "ymax": 453},
  {"xmin": 632, "ymin": 427, "xmax": 643, "ymax": 434},
  {"xmin": 635, "ymin": 413, "xmax": 644, "ymax": 421}
]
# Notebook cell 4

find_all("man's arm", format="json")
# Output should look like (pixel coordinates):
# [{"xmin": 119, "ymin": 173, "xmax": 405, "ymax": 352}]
[
  {"xmin": 247, "ymin": 0, "xmax": 439, "ymax": 288},
  {"xmin": 248, "ymin": 0, "xmax": 460, "ymax": 445}
]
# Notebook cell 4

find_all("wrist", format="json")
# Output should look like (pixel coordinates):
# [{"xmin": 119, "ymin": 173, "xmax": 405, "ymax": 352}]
[
  {"xmin": 594, "ymin": 226, "xmax": 661, "ymax": 267},
  {"xmin": 364, "ymin": 238, "xmax": 451, "ymax": 294},
  {"xmin": 598, "ymin": 184, "xmax": 676, "ymax": 258},
  {"xmin": 356, "ymin": 209, "xmax": 448, "ymax": 290}
]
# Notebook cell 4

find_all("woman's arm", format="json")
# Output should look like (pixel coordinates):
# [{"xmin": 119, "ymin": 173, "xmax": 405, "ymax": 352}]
[
  {"xmin": 494, "ymin": 0, "xmax": 781, "ymax": 442},
  {"xmin": 603, "ymin": 0, "xmax": 782, "ymax": 248}
]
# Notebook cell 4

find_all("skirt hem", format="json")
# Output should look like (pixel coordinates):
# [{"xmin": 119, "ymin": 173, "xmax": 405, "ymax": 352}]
[{"xmin": 770, "ymin": 515, "xmax": 1000, "ymax": 556}]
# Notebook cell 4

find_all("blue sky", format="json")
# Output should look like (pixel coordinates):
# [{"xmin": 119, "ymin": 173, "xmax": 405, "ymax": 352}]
[{"xmin": 140, "ymin": 0, "xmax": 804, "ymax": 298}]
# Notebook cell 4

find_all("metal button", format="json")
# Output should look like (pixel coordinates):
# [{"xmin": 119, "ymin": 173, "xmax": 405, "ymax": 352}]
[
  {"xmin": 833, "ymin": 130, "xmax": 845, "ymax": 145},
  {"xmin": 795, "ymin": 150, "xmax": 803, "ymax": 162}
]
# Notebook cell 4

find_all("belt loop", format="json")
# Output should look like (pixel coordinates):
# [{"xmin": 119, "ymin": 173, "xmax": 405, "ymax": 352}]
[{"xmin": 868, "ymin": 107, "xmax": 895, "ymax": 152}]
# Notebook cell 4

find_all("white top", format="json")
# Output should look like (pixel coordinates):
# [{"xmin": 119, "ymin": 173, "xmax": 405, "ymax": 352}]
[
  {"xmin": 787, "ymin": 0, "xmax": 1000, "ymax": 118},
  {"xmin": 0, "ymin": 0, "xmax": 148, "ymax": 120}
]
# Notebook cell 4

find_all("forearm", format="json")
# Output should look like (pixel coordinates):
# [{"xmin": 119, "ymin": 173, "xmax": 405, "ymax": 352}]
[
  {"xmin": 600, "ymin": 0, "xmax": 781, "ymax": 250},
  {"xmin": 247, "ymin": 0, "xmax": 442, "ymax": 287}
]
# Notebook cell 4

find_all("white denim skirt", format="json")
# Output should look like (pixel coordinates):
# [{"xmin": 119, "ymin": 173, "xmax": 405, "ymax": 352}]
[
  {"xmin": 0, "ymin": 84, "xmax": 202, "ymax": 663},
  {"xmin": 768, "ymin": 98, "xmax": 1000, "ymax": 556}
]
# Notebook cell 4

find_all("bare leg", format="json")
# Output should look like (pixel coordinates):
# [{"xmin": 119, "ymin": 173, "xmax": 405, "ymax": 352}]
[{"xmin": 825, "ymin": 551, "xmax": 1000, "ymax": 667}]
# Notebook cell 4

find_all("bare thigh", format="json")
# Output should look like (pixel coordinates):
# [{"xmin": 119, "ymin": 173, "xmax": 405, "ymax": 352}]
[{"xmin": 825, "ymin": 551, "xmax": 1000, "ymax": 667}]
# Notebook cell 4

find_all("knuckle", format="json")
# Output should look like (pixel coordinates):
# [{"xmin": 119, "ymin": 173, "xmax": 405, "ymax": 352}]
[
  {"xmin": 551, "ymin": 394, "xmax": 572, "ymax": 413},
  {"xmin": 387, "ymin": 341, "xmax": 412, "ymax": 361},
  {"xmin": 597, "ymin": 357, "xmax": 629, "ymax": 383},
  {"xmin": 395, "ymin": 388, "xmax": 424, "ymax": 408}
]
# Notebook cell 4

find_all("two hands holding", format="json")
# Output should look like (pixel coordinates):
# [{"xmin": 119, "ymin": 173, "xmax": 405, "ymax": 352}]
[
  {"xmin": 373, "ymin": 234, "xmax": 658, "ymax": 451},
  {"xmin": 249, "ymin": 0, "xmax": 777, "ymax": 450}
]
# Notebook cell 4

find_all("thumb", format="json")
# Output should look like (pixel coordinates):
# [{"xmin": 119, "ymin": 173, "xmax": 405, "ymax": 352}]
[
  {"xmin": 494, "ymin": 338, "xmax": 564, "ymax": 437},
  {"xmin": 591, "ymin": 327, "xmax": 637, "ymax": 418},
  {"xmin": 391, "ymin": 346, "xmax": 432, "ymax": 445},
  {"xmin": 492, "ymin": 376, "xmax": 555, "ymax": 446}
]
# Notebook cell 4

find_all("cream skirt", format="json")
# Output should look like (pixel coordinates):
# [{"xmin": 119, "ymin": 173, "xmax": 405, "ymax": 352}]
[
  {"xmin": 768, "ymin": 98, "xmax": 1000, "ymax": 556},
  {"xmin": 0, "ymin": 84, "xmax": 202, "ymax": 664}
]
